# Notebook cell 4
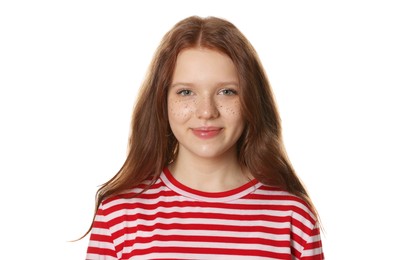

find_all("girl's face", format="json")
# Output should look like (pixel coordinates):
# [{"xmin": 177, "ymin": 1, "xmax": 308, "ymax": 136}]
[{"xmin": 168, "ymin": 48, "xmax": 245, "ymax": 161}]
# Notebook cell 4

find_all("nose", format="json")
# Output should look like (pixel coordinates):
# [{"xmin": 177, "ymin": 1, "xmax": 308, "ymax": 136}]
[{"xmin": 195, "ymin": 95, "xmax": 219, "ymax": 119}]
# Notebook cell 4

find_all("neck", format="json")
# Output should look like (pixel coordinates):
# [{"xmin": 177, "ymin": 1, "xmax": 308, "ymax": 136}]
[{"xmin": 168, "ymin": 149, "xmax": 251, "ymax": 192}]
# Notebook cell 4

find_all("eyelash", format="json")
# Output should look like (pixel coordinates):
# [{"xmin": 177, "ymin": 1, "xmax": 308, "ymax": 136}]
[
  {"xmin": 176, "ymin": 89, "xmax": 193, "ymax": 96},
  {"xmin": 176, "ymin": 89, "xmax": 238, "ymax": 96},
  {"xmin": 219, "ymin": 89, "xmax": 238, "ymax": 95}
]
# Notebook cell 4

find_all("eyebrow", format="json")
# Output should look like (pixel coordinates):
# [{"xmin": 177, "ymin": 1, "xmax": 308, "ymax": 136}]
[{"xmin": 170, "ymin": 81, "xmax": 239, "ymax": 88}]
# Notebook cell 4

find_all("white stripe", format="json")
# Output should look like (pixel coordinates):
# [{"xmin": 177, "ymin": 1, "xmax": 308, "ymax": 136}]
[
  {"xmin": 130, "ymin": 240, "xmax": 290, "ymax": 254},
  {"xmin": 131, "ymin": 252, "xmax": 280, "ymax": 260},
  {"xmin": 86, "ymin": 253, "xmax": 117, "ymax": 260},
  {"xmin": 311, "ymin": 233, "xmax": 322, "ymax": 241},
  {"xmin": 88, "ymin": 233, "xmax": 115, "ymax": 249},
  {"xmin": 234, "ymin": 198, "xmax": 311, "ymax": 212},
  {"xmin": 110, "ymin": 216, "xmax": 290, "ymax": 230},
  {"xmin": 91, "ymin": 227, "xmax": 114, "ymax": 239},
  {"xmin": 108, "ymin": 205, "xmax": 296, "ymax": 219},
  {"xmin": 253, "ymin": 188, "xmax": 295, "ymax": 196},
  {"xmin": 302, "ymin": 246, "xmax": 323, "ymax": 257},
  {"xmin": 134, "ymin": 228, "xmax": 290, "ymax": 240}
]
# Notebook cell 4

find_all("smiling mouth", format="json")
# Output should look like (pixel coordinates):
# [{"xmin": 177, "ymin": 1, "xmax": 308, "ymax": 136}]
[{"xmin": 191, "ymin": 127, "xmax": 222, "ymax": 139}]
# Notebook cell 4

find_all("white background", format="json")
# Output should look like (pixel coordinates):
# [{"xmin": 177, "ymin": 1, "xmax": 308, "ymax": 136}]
[{"xmin": 1, "ymin": 1, "xmax": 399, "ymax": 259}]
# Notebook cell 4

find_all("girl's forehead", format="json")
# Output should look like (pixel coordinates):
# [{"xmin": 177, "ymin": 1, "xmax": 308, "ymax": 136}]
[{"xmin": 173, "ymin": 48, "xmax": 237, "ymax": 80}]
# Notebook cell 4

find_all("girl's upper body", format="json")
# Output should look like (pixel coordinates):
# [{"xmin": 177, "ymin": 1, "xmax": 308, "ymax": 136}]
[
  {"xmin": 85, "ymin": 16, "xmax": 324, "ymax": 259},
  {"xmin": 86, "ymin": 168, "xmax": 323, "ymax": 260}
]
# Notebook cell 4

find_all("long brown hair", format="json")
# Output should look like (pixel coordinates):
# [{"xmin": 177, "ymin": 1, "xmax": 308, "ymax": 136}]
[{"xmin": 84, "ymin": 16, "xmax": 318, "ymax": 238}]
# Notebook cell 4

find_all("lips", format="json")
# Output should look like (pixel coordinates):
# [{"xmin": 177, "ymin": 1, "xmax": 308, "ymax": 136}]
[{"xmin": 191, "ymin": 127, "xmax": 222, "ymax": 139}]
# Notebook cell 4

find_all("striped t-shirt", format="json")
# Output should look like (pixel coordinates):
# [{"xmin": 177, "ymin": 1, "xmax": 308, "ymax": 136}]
[{"xmin": 86, "ymin": 168, "xmax": 324, "ymax": 259}]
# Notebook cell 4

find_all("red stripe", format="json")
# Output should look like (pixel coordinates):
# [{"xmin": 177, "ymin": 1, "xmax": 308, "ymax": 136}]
[
  {"xmin": 163, "ymin": 167, "xmax": 260, "ymax": 198},
  {"xmin": 89, "ymin": 233, "xmax": 113, "ymax": 243},
  {"xmin": 129, "ymin": 233, "xmax": 290, "ymax": 246},
  {"xmin": 108, "ymin": 210, "xmax": 293, "ymax": 224},
  {"xmin": 121, "ymin": 246, "xmax": 290, "ymax": 259},
  {"xmin": 87, "ymin": 246, "xmax": 117, "ymax": 257}
]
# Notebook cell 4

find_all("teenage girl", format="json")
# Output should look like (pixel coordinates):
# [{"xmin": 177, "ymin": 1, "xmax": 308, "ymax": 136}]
[{"xmin": 85, "ymin": 16, "xmax": 324, "ymax": 260}]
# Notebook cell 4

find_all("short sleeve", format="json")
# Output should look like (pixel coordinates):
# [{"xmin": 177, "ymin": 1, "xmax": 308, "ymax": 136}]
[
  {"xmin": 300, "ymin": 223, "xmax": 324, "ymax": 260},
  {"xmin": 86, "ymin": 203, "xmax": 118, "ymax": 260}
]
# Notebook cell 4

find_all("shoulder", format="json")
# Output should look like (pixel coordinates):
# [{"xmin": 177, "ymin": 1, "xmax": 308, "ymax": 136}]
[
  {"xmin": 251, "ymin": 184, "xmax": 318, "ymax": 225},
  {"xmin": 249, "ymin": 184, "xmax": 324, "ymax": 257},
  {"xmin": 98, "ymin": 178, "xmax": 167, "ymax": 217}
]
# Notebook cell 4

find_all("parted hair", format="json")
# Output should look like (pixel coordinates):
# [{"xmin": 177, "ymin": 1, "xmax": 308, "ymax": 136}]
[{"xmin": 84, "ymin": 16, "xmax": 318, "ymax": 237}]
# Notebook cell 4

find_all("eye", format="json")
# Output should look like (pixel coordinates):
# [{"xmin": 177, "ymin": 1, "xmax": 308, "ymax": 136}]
[
  {"xmin": 177, "ymin": 89, "xmax": 193, "ymax": 96},
  {"xmin": 219, "ymin": 89, "xmax": 238, "ymax": 96}
]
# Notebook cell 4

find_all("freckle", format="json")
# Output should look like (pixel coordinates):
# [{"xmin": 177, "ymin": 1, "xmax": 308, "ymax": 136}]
[{"xmin": 226, "ymin": 107, "xmax": 237, "ymax": 115}]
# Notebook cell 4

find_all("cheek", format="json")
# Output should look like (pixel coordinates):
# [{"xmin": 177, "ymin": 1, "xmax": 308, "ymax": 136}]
[
  {"xmin": 219, "ymin": 100, "xmax": 242, "ymax": 119},
  {"xmin": 168, "ymin": 99, "xmax": 194, "ymax": 123}
]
